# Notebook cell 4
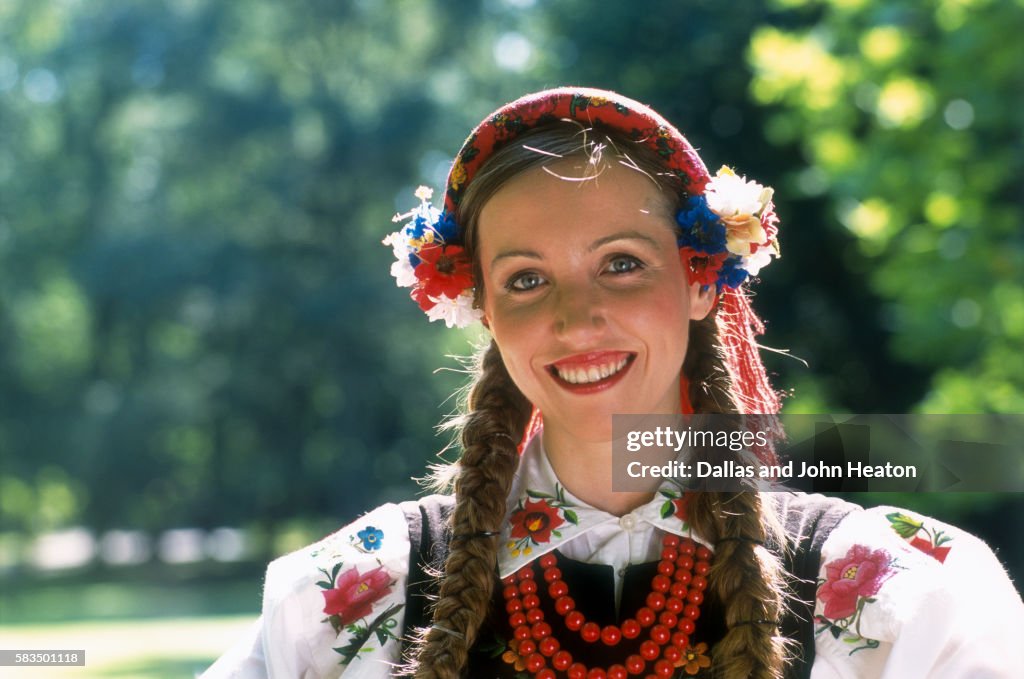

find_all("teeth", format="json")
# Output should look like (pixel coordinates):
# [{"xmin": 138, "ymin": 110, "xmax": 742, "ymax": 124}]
[{"xmin": 556, "ymin": 357, "xmax": 629, "ymax": 384}]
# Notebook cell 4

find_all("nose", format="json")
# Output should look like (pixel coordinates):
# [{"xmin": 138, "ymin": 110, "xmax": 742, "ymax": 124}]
[{"xmin": 552, "ymin": 282, "xmax": 607, "ymax": 346}]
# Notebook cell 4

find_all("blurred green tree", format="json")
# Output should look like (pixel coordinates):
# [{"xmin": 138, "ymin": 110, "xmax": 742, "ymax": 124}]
[
  {"xmin": 0, "ymin": 0, "xmax": 1019, "ymax": 584},
  {"xmin": 747, "ymin": 0, "xmax": 1024, "ymax": 413}
]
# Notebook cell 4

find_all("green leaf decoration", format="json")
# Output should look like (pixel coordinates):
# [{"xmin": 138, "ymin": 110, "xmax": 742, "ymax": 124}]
[
  {"xmin": 885, "ymin": 512, "xmax": 923, "ymax": 538},
  {"xmin": 526, "ymin": 489, "xmax": 554, "ymax": 499},
  {"xmin": 478, "ymin": 634, "xmax": 508, "ymax": 658},
  {"xmin": 661, "ymin": 501, "xmax": 673, "ymax": 519},
  {"xmin": 563, "ymin": 509, "xmax": 578, "ymax": 525},
  {"xmin": 331, "ymin": 561, "xmax": 343, "ymax": 580},
  {"xmin": 316, "ymin": 580, "xmax": 333, "ymax": 590}
]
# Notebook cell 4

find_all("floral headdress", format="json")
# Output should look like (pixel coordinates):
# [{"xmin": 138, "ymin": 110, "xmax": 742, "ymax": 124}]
[{"xmin": 384, "ymin": 87, "xmax": 782, "ymax": 414}]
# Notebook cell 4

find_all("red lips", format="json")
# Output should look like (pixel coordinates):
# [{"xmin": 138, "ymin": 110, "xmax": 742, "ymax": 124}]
[{"xmin": 547, "ymin": 351, "xmax": 635, "ymax": 394}]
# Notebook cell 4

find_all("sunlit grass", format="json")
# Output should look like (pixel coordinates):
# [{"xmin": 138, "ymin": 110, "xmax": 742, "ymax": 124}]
[{"xmin": 0, "ymin": 615, "xmax": 256, "ymax": 679}]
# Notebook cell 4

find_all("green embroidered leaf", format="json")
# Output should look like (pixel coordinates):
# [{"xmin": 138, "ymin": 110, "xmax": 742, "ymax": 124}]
[
  {"xmin": 846, "ymin": 637, "xmax": 880, "ymax": 655},
  {"xmin": 552, "ymin": 529, "xmax": 562, "ymax": 538},
  {"xmin": 563, "ymin": 509, "xmax": 579, "ymax": 525},
  {"xmin": 660, "ymin": 501, "xmax": 673, "ymax": 519},
  {"xmin": 886, "ymin": 512, "xmax": 923, "ymax": 538},
  {"xmin": 526, "ymin": 489, "xmax": 554, "ymax": 499},
  {"xmin": 331, "ymin": 561, "xmax": 343, "ymax": 581},
  {"xmin": 374, "ymin": 626, "xmax": 390, "ymax": 646},
  {"xmin": 660, "ymin": 489, "xmax": 678, "ymax": 500}
]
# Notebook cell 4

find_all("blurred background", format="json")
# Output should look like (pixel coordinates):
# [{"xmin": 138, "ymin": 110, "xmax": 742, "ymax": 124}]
[{"xmin": 1, "ymin": 0, "xmax": 1021, "ymax": 676}]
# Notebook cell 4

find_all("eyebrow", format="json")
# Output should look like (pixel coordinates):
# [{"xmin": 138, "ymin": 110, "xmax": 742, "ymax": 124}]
[{"xmin": 489, "ymin": 230, "xmax": 663, "ymax": 271}]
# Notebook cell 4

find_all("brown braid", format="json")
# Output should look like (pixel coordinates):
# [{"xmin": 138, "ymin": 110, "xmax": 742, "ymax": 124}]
[
  {"xmin": 411, "ymin": 340, "xmax": 532, "ymax": 678},
  {"xmin": 685, "ymin": 312, "xmax": 791, "ymax": 679}
]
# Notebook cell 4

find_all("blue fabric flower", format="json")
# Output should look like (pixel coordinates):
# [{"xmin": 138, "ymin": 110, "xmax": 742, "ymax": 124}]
[
  {"xmin": 434, "ymin": 210, "xmax": 459, "ymax": 243},
  {"xmin": 676, "ymin": 196, "xmax": 726, "ymax": 254},
  {"xmin": 409, "ymin": 213, "xmax": 431, "ymax": 240},
  {"xmin": 357, "ymin": 526, "xmax": 384, "ymax": 551},
  {"xmin": 716, "ymin": 256, "xmax": 750, "ymax": 289}
]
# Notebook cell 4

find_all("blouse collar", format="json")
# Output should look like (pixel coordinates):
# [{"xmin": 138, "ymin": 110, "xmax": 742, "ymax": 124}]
[{"xmin": 497, "ymin": 433, "xmax": 713, "ymax": 578}]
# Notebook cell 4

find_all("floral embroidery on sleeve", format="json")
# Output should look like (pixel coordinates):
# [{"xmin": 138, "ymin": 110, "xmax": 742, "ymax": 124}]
[
  {"xmin": 886, "ymin": 511, "xmax": 954, "ymax": 563},
  {"xmin": 815, "ymin": 544, "xmax": 897, "ymax": 654},
  {"xmin": 506, "ymin": 484, "xmax": 578, "ymax": 557},
  {"xmin": 355, "ymin": 525, "xmax": 384, "ymax": 552},
  {"xmin": 314, "ymin": 525, "xmax": 405, "ymax": 666}
]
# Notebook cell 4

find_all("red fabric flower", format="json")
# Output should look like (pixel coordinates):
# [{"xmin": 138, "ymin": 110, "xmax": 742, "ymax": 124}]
[
  {"xmin": 818, "ymin": 545, "xmax": 894, "ymax": 620},
  {"xmin": 412, "ymin": 244, "xmax": 473, "ymax": 310},
  {"xmin": 510, "ymin": 499, "xmax": 565, "ymax": 544},
  {"xmin": 679, "ymin": 247, "xmax": 727, "ymax": 287},
  {"xmin": 910, "ymin": 536, "xmax": 951, "ymax": 563},
  {"xmin": 322, "ymin": 565, "xmax": 393, "ymax": 625}
]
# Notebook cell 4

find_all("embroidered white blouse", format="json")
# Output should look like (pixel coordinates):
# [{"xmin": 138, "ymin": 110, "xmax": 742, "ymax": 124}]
[{"xmin": 202, "ymin": 437, "xmax": 1024, "ymax": 678}]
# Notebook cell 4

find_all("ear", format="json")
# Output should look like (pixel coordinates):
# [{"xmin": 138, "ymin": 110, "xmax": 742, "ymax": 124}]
[
  {"xmin": 481, "ymin": 314, "xmax": 491, "ymax": 330},
  {"xmin": 687, "ymin": 282, "xmax": 717, "ymax": 321}
]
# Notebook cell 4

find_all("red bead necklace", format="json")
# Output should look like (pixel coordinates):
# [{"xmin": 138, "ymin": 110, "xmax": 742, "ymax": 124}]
[{"xmin": 502, "ymin": 534, "xmax": 712, "ymax": 679}]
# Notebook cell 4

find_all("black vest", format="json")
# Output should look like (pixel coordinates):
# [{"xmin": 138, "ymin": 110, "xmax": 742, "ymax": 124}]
[{"xmin": 401, "ymin": 492, "xmax": 857, "ymax": 678}]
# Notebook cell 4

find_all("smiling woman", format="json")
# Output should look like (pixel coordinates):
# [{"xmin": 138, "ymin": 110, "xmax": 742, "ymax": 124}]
[{"xmin": 202, "ymin": 88, "xmax": 1024, "ymax": 679}]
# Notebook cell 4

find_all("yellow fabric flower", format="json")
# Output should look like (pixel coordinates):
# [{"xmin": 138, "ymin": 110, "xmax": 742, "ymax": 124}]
[{"xmin": 501, "ymin": 641, "xmax": 527, "ymax": 671}]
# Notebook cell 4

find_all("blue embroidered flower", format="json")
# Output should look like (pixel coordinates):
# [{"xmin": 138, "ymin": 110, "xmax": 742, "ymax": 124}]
[
  {"xmin": 676, "ymin": 196, "xmax": 727, "ymax": 254},
  {"xmin": 357, "ymin": 526, "xmax": 384, "ymax": 551}
]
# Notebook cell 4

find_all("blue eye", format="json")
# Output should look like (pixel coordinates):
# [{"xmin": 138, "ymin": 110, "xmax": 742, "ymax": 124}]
[
  {"xmin": 607, "ymin": 255, "xmax": 642, "ymax": 274},
  {"xmin": 507, "ymin": 271, "xmax": 545, "ymax": 292}
]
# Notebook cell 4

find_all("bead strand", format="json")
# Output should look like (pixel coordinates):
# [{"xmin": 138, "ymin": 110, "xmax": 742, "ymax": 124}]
[{"xmin": 502, "ymin": 533, "xmax": 712, "ymax": 677}]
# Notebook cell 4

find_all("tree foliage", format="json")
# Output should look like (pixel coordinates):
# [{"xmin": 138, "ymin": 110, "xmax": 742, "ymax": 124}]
[{"xmin": 0, "ymin": 0, "xmax": 1020, "ymax": 559}]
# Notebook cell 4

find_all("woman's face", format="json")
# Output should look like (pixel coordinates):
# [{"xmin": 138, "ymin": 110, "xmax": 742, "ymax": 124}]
[{"xmin": 477, "ymin": 159, "xmax": 715, "ymax": 442}]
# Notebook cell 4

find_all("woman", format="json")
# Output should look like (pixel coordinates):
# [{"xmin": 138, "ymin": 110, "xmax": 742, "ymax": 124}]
[{"xmin": 203, "ymin": 88, "xmax": 1023, "ymax": 679}]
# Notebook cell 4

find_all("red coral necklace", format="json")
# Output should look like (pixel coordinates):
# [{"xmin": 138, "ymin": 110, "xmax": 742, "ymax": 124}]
[{"xmin": 503, "ymin": 533, "xmax": 712, "ymax": 679}]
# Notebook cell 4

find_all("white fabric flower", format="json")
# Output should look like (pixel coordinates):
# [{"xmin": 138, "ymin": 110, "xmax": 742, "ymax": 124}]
[
  {"xmin": 705, "ymin": 166, "xmax": 774, "ymax": 219},
  {"xmin": 382, "ymin": 231, "xmax": 418, "ymax": 287},
  {"xmin": 425, "ymin": 291, "xmax": 482, "ymax": 328},
  {"xmin": 389, "ymin": 258, "xmax": 417, "ymax": 288},
  {"xmin": 742, "ymin": 246, "xmax": 775, "ymax": 277}
]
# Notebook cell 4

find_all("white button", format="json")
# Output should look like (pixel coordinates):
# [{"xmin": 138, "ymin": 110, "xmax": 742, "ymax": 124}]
[{"xmin": 619, "ymin": 514, "xmax": 637, "ymax": 531}]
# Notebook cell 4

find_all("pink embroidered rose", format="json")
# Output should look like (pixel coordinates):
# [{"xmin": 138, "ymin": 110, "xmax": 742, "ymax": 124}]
[
  {"xmin": 322, "ymin": 565, "xmax": 393, "ymax": 625},
  {"xmin": 818, "ymin": 545, "xmax": 894, "ymax": 620}
]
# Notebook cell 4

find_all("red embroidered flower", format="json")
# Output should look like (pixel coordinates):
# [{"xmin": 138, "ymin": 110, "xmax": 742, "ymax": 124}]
[
  {"xmin": 910, "ymin": 536, "xmax": 951, "ymax": 563},
  {"xmin": 818, "ymin": 545, "xmax": 894, "ymax": 620},
  {"xmin": 412, "ymin": 244, "xmax": 473, "ymax": 310},
  {"xmin": 322, "ymin": 565, "xmax": 393, "ymax": 625},
  {"xmin": 673, "ymin": 493, "xmax": 690, "ymax": 522},
  {"xmin": 510, "ymin": 499, "xmax": 565, "ymax": 544}
]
